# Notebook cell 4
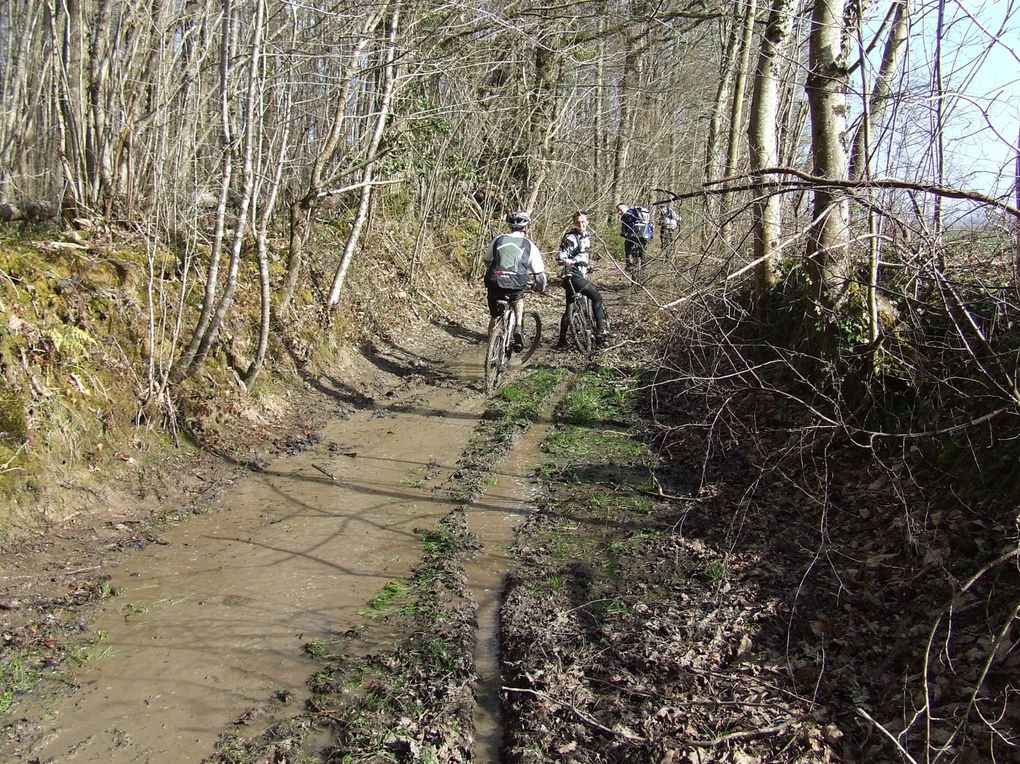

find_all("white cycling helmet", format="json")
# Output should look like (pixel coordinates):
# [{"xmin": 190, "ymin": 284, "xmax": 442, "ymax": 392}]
[{"xmin": 506, "ymin": 211, "xmax": 531, "ymax": 230}]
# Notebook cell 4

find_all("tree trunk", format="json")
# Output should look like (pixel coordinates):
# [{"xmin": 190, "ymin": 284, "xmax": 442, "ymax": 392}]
[
  {"xmin": 748, "ymin": 0, "xmax": 797, "ymax": 314},
  {"xmin": 704, "ymin": 11, "xmax": 740, "ymax": 228},
  {"xmin": 243, "ymin": 28, "xmax": 296, "ymax": 388},
  {"xmin": 804, "ymin": 0, "xmax": 851, "ymax": 303},
  {"xmin": 173, "ymin": 0, "xmax": 235, "ymax": 381},
  {"xmin": 188, "ymin": 0, "xmax": 266, "ymax": 377},
  {"xmin": 276, "ymin": 14, "xmax": 381, "ymax": 317},
  {"xmin": 524, "ymin": 35, "xmax": 563, "ymax": 213},
  {"xmin": 326, "ymin": 1, "xmax": 401, "ymax": 311},
  {"xmin": 849, "ymin": 0, "xmax": 910, "ymax": 181},
  {"xmin": 930, "ymin": 0, "xmax": 947, "ymax": 268},
  {"xmin": 724, "ymin": 0, "xmax": 758, "ymax": 180}
]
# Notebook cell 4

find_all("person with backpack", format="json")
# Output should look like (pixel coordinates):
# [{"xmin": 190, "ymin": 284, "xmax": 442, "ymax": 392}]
[
  {"xmin": 657, "ymin": 204, "xmax": 680, "ymax": 251},
  {"xmin": 483, "ymin": 211, "xmax": 548, "ymax": 351},
  {"xmin": 553, "ymin": 210, "xmax": 610, "ymax": 348},
  {"xmin": 617, "ymin": 202, "xmax": 653, "ymax": 272}
]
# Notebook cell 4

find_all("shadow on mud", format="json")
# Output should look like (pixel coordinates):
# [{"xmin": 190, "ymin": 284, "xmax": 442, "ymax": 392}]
[
  {"xmin": 361, "ymin": 336, "xmax": 458, "ymax": 387},
  {"xmin": 433, "ymin": 317, "xmax": 487, "ymax": 344}
]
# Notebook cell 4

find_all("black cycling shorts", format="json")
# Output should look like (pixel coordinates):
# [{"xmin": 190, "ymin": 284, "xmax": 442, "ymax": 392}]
[{"xmin": 486, "ymin": 285, "xmax": 525, "ymax": 317}]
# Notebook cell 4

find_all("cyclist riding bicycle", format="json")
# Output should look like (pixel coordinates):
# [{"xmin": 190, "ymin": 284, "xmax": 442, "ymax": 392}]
[
  {"xmin": 483, "ymin": 211, "xmax": 548, "ymax": 351},
  {"xmin": 554, "ymin": 210, "xmax": 610, "ymax": 348}
]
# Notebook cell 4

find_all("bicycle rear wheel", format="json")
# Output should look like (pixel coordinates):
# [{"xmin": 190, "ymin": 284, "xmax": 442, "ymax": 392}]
[
  {"xmin": 516, "ymin": 310, "xmax": 542, "ymax": 364},
  {"xmin": 568, "ymin": 300, "xmax": 593, "ymax": 354},
  {"xmin": 484, "ymin": 319, "xmax": 508, "ymax": 394}
]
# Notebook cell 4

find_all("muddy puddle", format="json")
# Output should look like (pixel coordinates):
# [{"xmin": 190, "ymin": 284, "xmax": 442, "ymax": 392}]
[{"xmin": 3, "ymin": 351, "xmax": 492, "ymax": 763}]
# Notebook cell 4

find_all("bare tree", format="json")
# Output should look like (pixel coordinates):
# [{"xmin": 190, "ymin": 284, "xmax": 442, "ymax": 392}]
[
  {"xmin": 804, "ymin": 0, "xmax": 853, "ymax": 304},
  {"xmin": 747, "ymin": 0, "xmax": 799, "ymax": 312},
  {"xmin": 326, "ymin": 0, "xmax": 402, "ymax": 311},
  {"xmin": 276, "ymin": 10, "xmax": 384, "ymax": 318}
]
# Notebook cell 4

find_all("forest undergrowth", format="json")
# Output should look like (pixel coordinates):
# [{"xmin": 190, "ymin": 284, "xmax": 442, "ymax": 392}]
[
  {"xmin": 495, "ymin": 272, "xmax": 1019, "ymax": 762},
  {"xmin": 637, "ymin": 289, "xmax": 1019, "ymax": 762}
]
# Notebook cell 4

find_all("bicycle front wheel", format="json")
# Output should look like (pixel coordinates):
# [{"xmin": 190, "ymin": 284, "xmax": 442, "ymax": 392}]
[
  {"xmin": 484, "ymin": 320, "xmax": 508, "ymax": 394},
  {"xmin": 517, "ymin": 310, "xmax": 542, "ymax": 365},
  {"xmin": 568, "ymin": 301, "xmax": 593, "ymax": 354}
]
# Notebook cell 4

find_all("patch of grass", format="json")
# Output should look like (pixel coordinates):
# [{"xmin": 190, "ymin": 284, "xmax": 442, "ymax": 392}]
[
  {"xmin": 418, "ymin": 636, "xmax": 458, "ymax": 675},
  {"xmin": 543, "ymin": 426, "xmax": 596, "ymax": 458},
  {"xmin": 0, "ymin": 652, "xmax": 42, "ymax": 713},
  {"xmin": 64, "ymin": 629, "xmax": 115, "ymax": 665},
  {"xmin": 490, "ymin": 366, "xmax": 566, "ymax": 425},
  {"xmin": 562, "ymin": 384, "xmax": 603, "ymax": 424},
  {"xmin": 560, "ymin": 364, "xmax": 632, "ymax": 427},
  {"xmin": 602, "ymin": 538, "xmax": 628, "ymax": 555},
  {"xmin": 629, "ymin": 495, "xmax": 654, "ymax": 513},
  {"xmin": 362, "ymin": 578, "xmax": 408, "ymax": 615},
  {"xmin": 421, "ymin": 526, "xmax": 456, "ymax": 558},
  {"xmin": 704, "ymin": 560, "xmax": 727, "ymax": 581},
  {"xmin": 304, "ymin": 638, "xmax": 329, "ymax": 658},
  {"xmin": 591, "ymin": 599, "xmax": 626, "ymax": 616},
  {"xmin": 587, "ymin": 490, "xmax": 611, "ymax": 511},
  {"xmin": 546, "ymin": 574, "xmax": 567, "ymax": 591},
  {"xmin": 453, "ymin": 366, "xmax": 568, "ymax": 501}
]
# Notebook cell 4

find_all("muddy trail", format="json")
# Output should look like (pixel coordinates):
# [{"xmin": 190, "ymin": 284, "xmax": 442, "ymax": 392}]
[{"xmin": 0, "ymin": 290, "xmax": 579, "ymax": 763}]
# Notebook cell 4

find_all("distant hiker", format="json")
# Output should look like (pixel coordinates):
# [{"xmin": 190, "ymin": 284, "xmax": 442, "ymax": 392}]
[
  {"xmin": 483, "ymin": 211, "xmax": 547, "ymax": 351},
  {"xmin": 617, "ymin": 202, "xmax": 653, "ymax": 273},
  {"xmin": 554, "ymin": 210, "xmax": 610, "ymax": 348},
  {"xmin": 657, "ymin": 204, "xmax": 680, "ymax": 251}
]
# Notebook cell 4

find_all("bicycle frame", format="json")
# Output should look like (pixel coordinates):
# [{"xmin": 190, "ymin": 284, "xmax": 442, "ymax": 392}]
[{"xmin": 485, "ymin": 293, "xmax": 541, "ymax": 394}]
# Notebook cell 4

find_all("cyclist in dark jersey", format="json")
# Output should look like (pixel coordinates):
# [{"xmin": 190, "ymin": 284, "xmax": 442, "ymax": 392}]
[{"xmin": 483, "ymin": 211, "xmax": 547, "ymax": 350}]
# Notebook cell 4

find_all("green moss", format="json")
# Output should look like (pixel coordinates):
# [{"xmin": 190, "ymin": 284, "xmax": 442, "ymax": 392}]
[{"xmin": 0, "ymin": 390, "xmax": 27, "ymax": 444}]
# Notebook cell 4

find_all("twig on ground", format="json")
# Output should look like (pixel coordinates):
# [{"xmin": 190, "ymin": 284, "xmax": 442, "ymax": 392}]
[
  {"xmin": 858, "ymin": 707, "xmax": 920, "ymax": 764},
  {"xmin": 687, "ymin": 718, "xmax": 800, "ymax": 747},
  {"xmin": 312, "ymin": 464, "xmax": 336, "ymax": 481},
  {"xmin": 502, "ymin": 686, "xmax": 650, "ymax": 744}
]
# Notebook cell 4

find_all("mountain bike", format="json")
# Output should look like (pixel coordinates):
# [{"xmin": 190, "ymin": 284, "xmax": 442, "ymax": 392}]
[
  {"xmin": 484, "ymin": 295, "xmax": 542, "ymax": 394},
  {"xmin": 564, "ymin": 273, "xmax": 611, "ymax": 355}
]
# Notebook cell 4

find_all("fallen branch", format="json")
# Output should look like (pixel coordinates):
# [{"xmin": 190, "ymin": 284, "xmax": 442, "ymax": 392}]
[
  {"xmin": 687, "ymin": 718, "xmax": 800, "ymax": 747},
  {"xmin": 502, "ymin": 686, "xmax": 650, "ymax": 744},
  {"xmin": 858, "ymin": 707, "xmax": 920, "ymax": 764}
]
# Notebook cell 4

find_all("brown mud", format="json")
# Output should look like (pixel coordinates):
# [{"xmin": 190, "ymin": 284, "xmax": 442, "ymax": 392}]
[{"xmin": 0, "ymin": 312, "xmax": 540, "ymax": 762}]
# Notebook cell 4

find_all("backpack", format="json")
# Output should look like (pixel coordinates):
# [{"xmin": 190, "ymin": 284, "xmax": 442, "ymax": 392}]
[
  {"xmin": 660, "ymin": 206, "xmax": 679, "ymax": 230},
  {"xmin": 485, "ymin": 234, "xmax": 531, "ymax": 290},
  {"xmin": 631, "ymin": 207, "xmax": 653, "ymax": 241}
]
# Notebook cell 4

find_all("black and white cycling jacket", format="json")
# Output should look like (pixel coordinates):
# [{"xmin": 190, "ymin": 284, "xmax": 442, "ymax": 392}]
[{"xmin": 555, "ymin": 229, "xmax": 592, "ymax": 277}]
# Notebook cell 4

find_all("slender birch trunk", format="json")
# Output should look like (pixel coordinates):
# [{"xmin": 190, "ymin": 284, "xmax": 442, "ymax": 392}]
[
  {"xmin": 173, "ymin": 0, "xmax": 235, "ymax": 381},
  {"xmin": 608, "ymin": 29, "xmax": 643, "ymax": 218},
  {"xmin": 326, "ymin": 1, "xmax": 401, "ymax": 311},
  {"xmin": 748, "ymin": 0, "xmax": 797, "ymax": 313},
  {"xmin": 704, "ymin": 12, "xmax": 740, "ymax": 228},
  {"xmin": 187, "ymin": 0, "xmax": 266, "ymax": 376},
  {"xmin": 849, "ymin": 0, "xmax": 910, "ymax": 181},
  {"xmin": 276, "ymin": 14, "xmax": 382, "ymax": 317},
  {"xmin": 804, "ymin": 0, "xmax": 851, "ymax": 303}
]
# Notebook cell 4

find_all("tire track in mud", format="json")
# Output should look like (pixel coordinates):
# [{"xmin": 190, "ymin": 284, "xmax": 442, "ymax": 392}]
[
  {"xmin": 463, "ymin": 383, "xmax": 570, "ymax": 762},
  {"xmin": 0, "ymin": 341, "xmax": 497, "ymax": 763}
]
